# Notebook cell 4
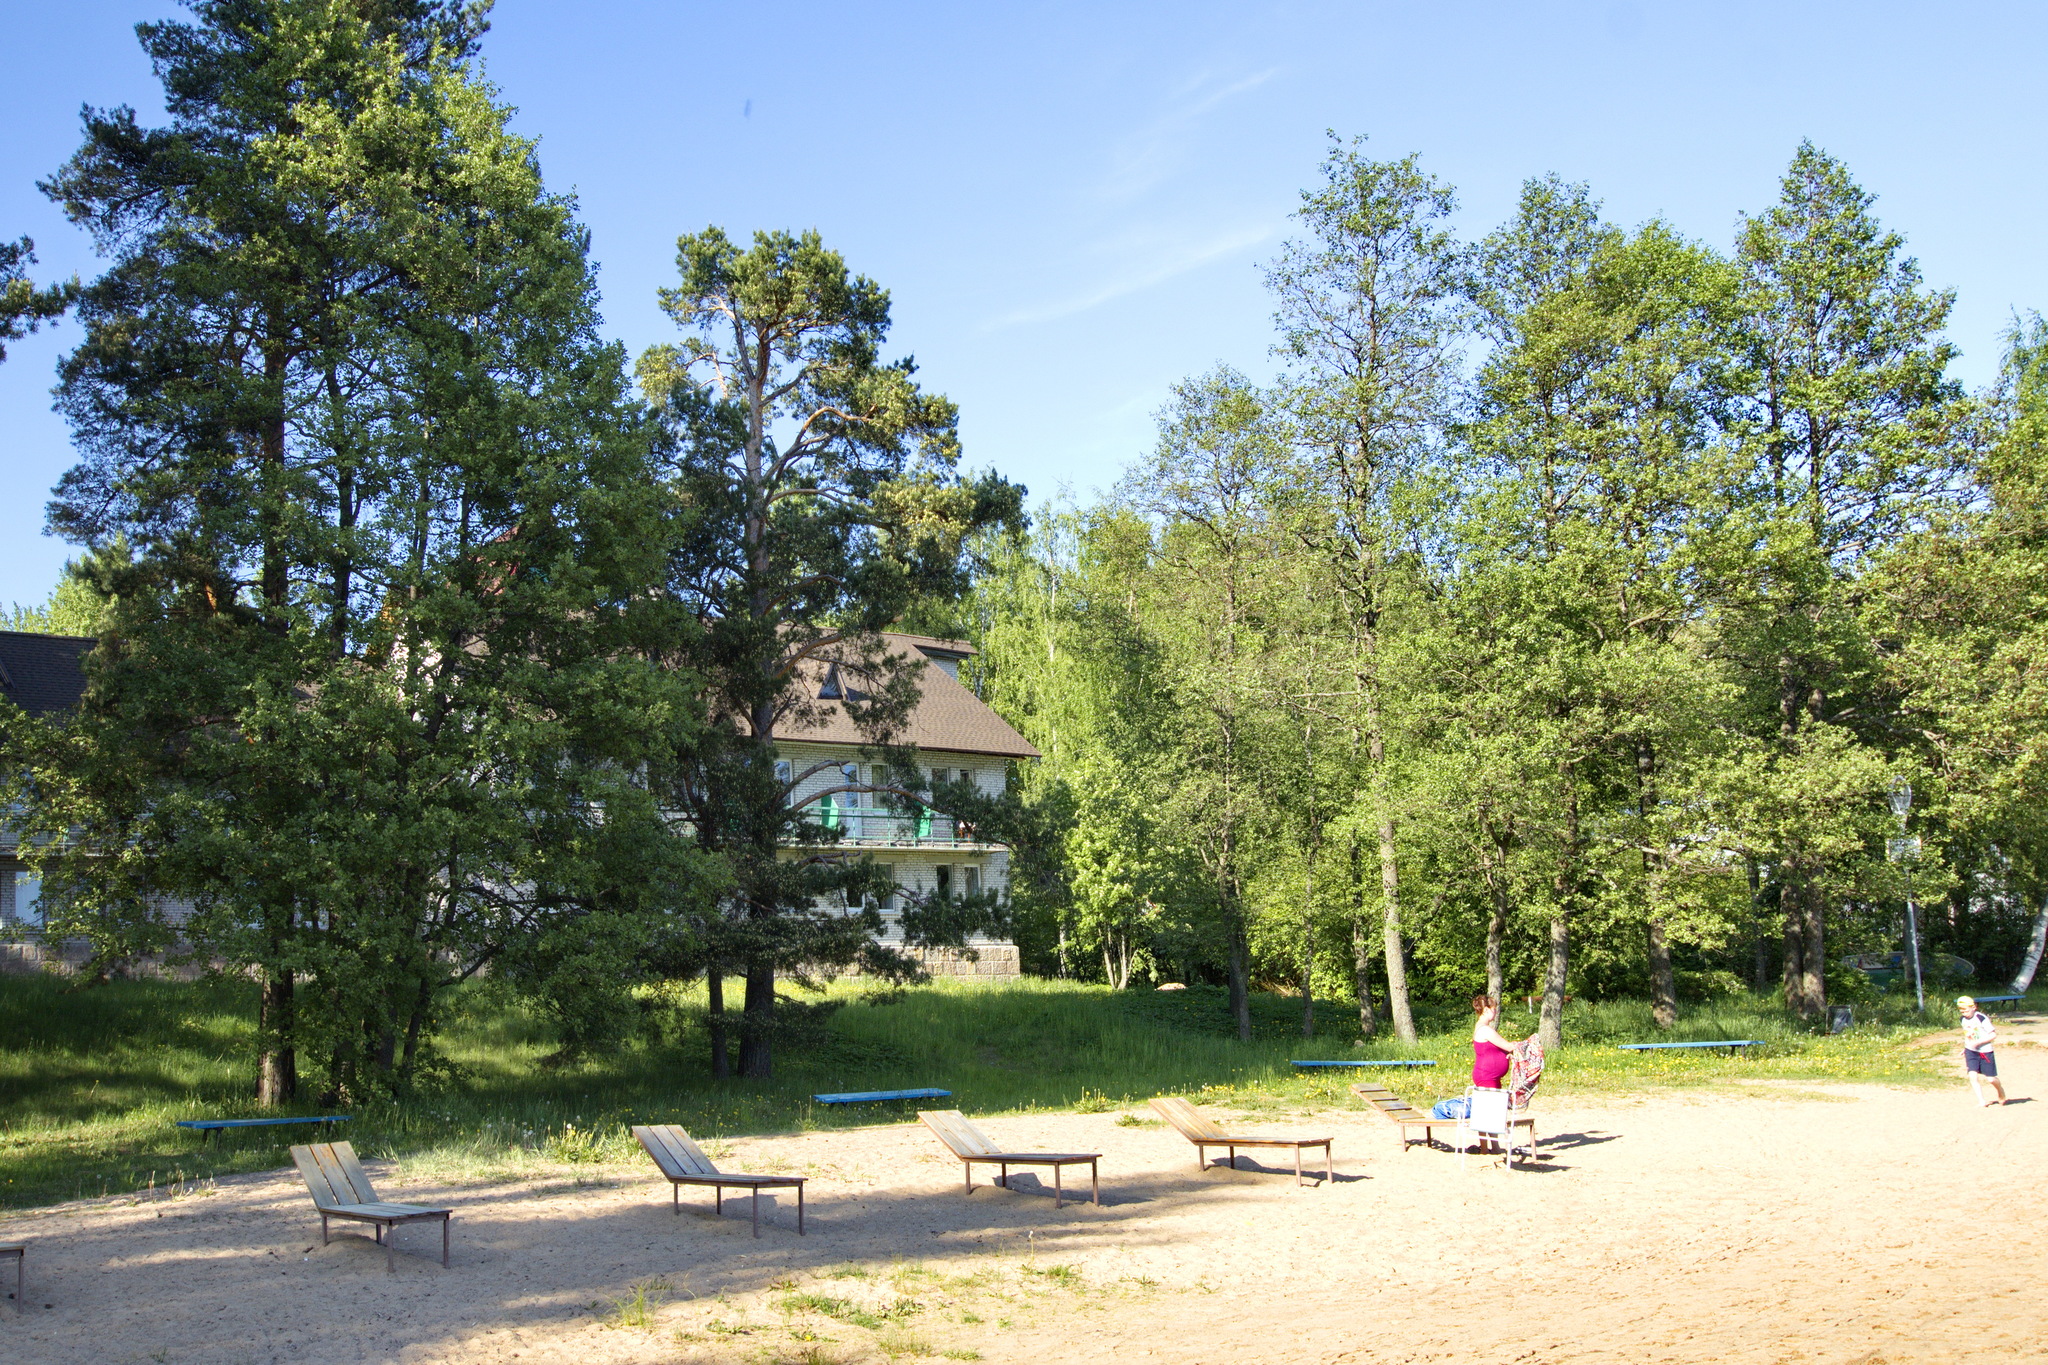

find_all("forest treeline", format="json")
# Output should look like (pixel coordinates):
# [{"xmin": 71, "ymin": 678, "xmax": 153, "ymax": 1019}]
[
  {"xmin": 3, "ymin": 4, "xmax": 2043, "ymax": 1098},
  {"xmin": 0, "ymin": 0, "xmax": 1017, "ymax": 1098},
  {"xmin": 949, "ymin": 139, "xmax": 2048, "ymax": 1048}
]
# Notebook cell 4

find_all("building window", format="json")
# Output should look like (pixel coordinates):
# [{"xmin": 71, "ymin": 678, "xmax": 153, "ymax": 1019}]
[
  {"xmin": 964, "ymin": 865, "xmax": 981, "ymax": 897},
  {"xmin": 935, "ymin": 864, "xmax": 953, "ymax": 900},
  {"xmin": 2, "ymin": 870, "xmax": 41, "ymax": 926},
  {"xmin": 840, "ymin": 763, "xmax": 860, "ymax": 807},
  {"xmin": 774, "ymin": 759, "xmax": 792, "ymax": 804},
  {"xmin": 876, "ymin": 863, "xmax": 896, "ymax": 911}
]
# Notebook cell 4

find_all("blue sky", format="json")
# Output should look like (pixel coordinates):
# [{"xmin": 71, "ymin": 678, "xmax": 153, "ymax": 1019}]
[{"xmin": 4, "ymin": 1, "xmax": 2044, "ymax": 608}]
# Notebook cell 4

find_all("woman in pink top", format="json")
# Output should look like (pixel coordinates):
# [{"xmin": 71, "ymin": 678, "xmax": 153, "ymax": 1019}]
[{"xmin": 1470, "ymin": 995, "xmax": 1526, "ymax": 1089}]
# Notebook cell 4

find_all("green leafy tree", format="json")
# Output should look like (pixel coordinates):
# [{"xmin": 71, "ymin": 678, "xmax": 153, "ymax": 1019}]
[
  {"xmin": 1721, "ymin": 142, "xmax": 1968, "ymax": 1016},
  {"xmin": 1264, "ymin": 137, "xmax": 1469, "ymax": 1043},
  {"xmin": 1870, "ymin": 316, "xmax": 2048, "ymax": 991}
]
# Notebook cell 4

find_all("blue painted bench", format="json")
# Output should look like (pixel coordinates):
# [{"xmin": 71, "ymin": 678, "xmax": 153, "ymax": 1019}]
[
  {"xmin": 1617, "ymin": 1040, "xmax": 1762, "ymax": 1057},
  {"xmin": 812, "ymin": 1088, "xmax": 951, "ymax": 1106},
  {"xmin": 1291, "ymin": 1059, "xmax": 1437, "ymax": 1069},
  {"xmin": 1972, "ymin": 994, "xmax": 2027, "ymax": 1011},
  {"xmin": 177, "ymin": 1115, "xmax": 352, "ymax": 1144}
]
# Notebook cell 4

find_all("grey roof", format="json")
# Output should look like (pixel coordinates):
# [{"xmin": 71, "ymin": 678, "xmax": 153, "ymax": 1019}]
[
  {"xmin": 0, "ymin": 631, "xmax": 91, "ymax": 718},
  {"xmin": 779, "ymin": 633, "xmax": 1039, "ymax": 760}
]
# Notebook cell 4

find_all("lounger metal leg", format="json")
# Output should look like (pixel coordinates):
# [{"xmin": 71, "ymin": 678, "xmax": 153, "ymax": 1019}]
[
  {"xmin": 1091, "ymin": 1161, "xmax": 1099, "ymax": 1206},
  {"xmin": 1227, "ymin": 1145, "xmax": 1235, "ymax": 1170},
  {"xmin": 1054, "ymin": 1164, "xmax": 1063, "ymax": 1209},
  {"xmin": 673, "ymin": 1183, "xmax": 679, "ymax": 1215},
  {"xmin": 716, "ymin": 1186, "xmax": 723, "ymax": 1215},
  {"xmin": 321, "ymin": 1214, "xmax": 329, "ymax": 1246},
  {"xmin": 752, "ymin": 1188, "xmax": 760, "ymax": 1238},
  {"xmin": 442, "ymin": 1215, "xmax": 450, "ymax": 1268},
  {"xmin": 1294, "ymin": 1146, "xmax": 1302, "ymax": 1186},
  {"xmin": 797, "ymin": 1183, "xmax": 805, "ymax": 1235},
  {"xmin": 999, "ymin": 1163, "xmax": 1008, "ymax": 1189},
  {"xmin": 1325, "ymin": 1144, "xmax": 1333, "ymax": 1185},
  {"xmin": 964, "ymin": 1163, "xmax": 973, "ymax": 1194},
  {"xmin": 386, "ymin": 1225, "xmax": 395, "ymax": 1274}
]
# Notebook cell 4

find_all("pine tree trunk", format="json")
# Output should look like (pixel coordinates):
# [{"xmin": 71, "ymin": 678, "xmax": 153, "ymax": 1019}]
[
  {"xmin": 738, "ymin": 959, "xmax": 775, "ymax": 1078},
  {"xmin": 1350, "ymin": 838, "xmax": 1379, "ymax": 1039},
  {"xmin": 1782, "ymin": 886, "xmax": 1805, "ymax": 1009},
  {"xmin": 258, "ymin": 971, "xmax": 296, "ymax": 1106},
  {"xmin": 1749, "ymin": 859, "xmax": 1770, "ymax": 991},
  {"xmin": 706, "ymin": 969, "xmax": 731, "ymax": 1080},
  {"xmin": 1486, "ymin": 899, "xmax": 1506, "ymax": 1005},
  {"xmin": 1226, "ymin": 914, "xmax": 1251, "ymax": 1043},
  {"xmin": 1800, "ymin": 885, "xmax": 1827, "ymax": 1017},
  {"xmin": 1538, "ymin": 778, "xmax": 1579, "ymax": 1053},
  {"xmin": 1379, "ymin": 813, "xmax": 1415, "ymax": 1044},
  {"xmin": 1539, "ymin": 913, "xmax": 1569, "ymax": 1054},
  {"xmin": 1301, "ymin": 919, "xmax": 1315, "ymax": 1041},
  {"xmin": 1647, "ymin": 918, "xmax": 1676, "ymax": 1029}
]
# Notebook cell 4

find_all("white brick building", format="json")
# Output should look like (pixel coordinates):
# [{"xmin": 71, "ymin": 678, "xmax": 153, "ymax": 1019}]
[{"xmin": 773, "ymin": 633, "xmax": 1036, "ymax": 979}]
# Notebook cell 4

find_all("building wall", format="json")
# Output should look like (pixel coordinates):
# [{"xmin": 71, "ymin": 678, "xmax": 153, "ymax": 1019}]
[{"xmin": 775, "ymin": 740, "xmax": 1020, "ymax": 979}]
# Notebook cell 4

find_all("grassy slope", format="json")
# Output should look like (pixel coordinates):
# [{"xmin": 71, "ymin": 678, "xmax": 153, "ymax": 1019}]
[{"xmin": 0, "ymin": 973, "xmax": 1986, "ymax": 1211}]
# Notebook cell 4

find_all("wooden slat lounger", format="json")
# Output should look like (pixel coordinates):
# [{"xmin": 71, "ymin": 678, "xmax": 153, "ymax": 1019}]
[
  {"xmin": 1349, "ymin": 1081, "xmax": 1448, "ymax": 1153},
  {"xmin": 918, "ymin": 1110, "xmax": 1101, "ymax": 1209},
  {"xmin": 1149, "ymin": 1097, "xmax": 1332, "ymax": 1186},
  {"xmin": 632, "ymin": 1125, "xmax": 805, "ymax": 1237},
  {"xmin": 290, "ymin": 1142, "xmax": 451, "ymax": 1273}
]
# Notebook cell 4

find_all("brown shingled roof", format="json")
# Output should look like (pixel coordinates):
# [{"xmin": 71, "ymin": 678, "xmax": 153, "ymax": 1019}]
[{"xmin": 780, "ymin": 633, "xmax": 1039, "ymax": 760}]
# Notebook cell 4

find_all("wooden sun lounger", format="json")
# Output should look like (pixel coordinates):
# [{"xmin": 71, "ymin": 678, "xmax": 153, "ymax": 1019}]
[
  {"xmin": 1350, "ymin": 1081, "xmax": 1448, "ymax": 1152},
  {"xmin": 1149, "ymin": 1097, "xmax": 1332, "ymax": 1186},
  {"xmin": 632, "ymin": 1124, "xmax": 805, "ymax": 1237},
  {"xmin": 918, "ymin": 1110, "xmax": 1100, "ymax": 1209},
  {"xmin": 290, "ymin": 1141, "xmax": 451, "ymax": 1272}
]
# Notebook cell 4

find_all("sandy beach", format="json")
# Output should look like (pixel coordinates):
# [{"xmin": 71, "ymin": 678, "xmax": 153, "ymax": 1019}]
[{"xmin": 2, "ymin": 1022, "xmax": 2042, "ymax": 1365}]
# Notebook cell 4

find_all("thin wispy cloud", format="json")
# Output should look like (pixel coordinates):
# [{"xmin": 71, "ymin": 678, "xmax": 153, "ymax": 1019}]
[
  {"xmin": 1102, "ymin": 67, "xmax": 1281, "ymax": 203},
  {"xmin": 980, "ymin": 223, "xmax": 1275, "ymax": 331}
]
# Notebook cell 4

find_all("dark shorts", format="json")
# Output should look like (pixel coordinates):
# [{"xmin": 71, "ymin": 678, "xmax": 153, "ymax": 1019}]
[{"xmin": 1964, "ymin": 1048, "xmax": 1997, "ymax": 1077}]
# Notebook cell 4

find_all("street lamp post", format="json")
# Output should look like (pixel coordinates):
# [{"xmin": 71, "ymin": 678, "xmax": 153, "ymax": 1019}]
[{"xmin": 1887, "ymin": 778, "xmax": 1924, "ymax": 1013}]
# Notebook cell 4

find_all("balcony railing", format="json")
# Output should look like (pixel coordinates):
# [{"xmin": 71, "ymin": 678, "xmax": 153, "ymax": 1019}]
[{"xmin": 798, "ymin": 806, "xmax": 991, "ymax": 848}]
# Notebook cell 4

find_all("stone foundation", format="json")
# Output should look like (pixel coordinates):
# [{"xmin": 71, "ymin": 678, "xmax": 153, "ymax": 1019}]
[
  {"xmin": 901, "ymin": 942, "xmax": 1020, "ymax": 980},
  {"xmin": 0, "ymin": 933, "xmax": 208, "ymax": 980}
]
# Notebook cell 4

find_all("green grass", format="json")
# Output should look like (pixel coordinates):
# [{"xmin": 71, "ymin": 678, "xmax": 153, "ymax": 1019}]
[{"xmin": 0, "ymin": 971, "xmax": 2002, "ymax": 1212}]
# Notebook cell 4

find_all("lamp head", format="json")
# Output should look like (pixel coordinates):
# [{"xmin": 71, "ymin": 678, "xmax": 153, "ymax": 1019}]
[{"xmin": 1887, "ymin": 777, "xmax": 1913, "ymax": 820}]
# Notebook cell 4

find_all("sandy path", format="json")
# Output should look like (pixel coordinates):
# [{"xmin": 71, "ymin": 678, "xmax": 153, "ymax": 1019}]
[{"xmin": 1, "ymin": 1024, "xmax": 2042, "ymax": 1365}]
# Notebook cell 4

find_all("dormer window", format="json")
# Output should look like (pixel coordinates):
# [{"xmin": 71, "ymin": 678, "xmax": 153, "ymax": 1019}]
[{"xmin": 818, "ymin": 663, "xmax": 865, "ymax": 702}]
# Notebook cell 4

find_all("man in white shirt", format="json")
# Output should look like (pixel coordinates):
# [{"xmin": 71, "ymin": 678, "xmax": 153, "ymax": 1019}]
[{"xmin": 1957, "ymin": 996, "xmax": 2007, "ymax": 1108}]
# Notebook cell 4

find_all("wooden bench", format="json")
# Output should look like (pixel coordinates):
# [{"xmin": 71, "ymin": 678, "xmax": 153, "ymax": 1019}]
[
  {"xmin": 812, "ymin": 1088, "xmax": 951, "ymax": 1106},
  {"xmin": 1349, "ymin": 1081, "xmax": 1449, "ymax": 1152},
  {"xmin": 1292, "ymin": 1059, "xmax": 1436, "ymax": 1069},
  {"xmin": 0, "ymin": 1243, "xmax": 20, "ymax": 1315},
  {"xmin": 177, "ymin": 1115, "xmax": 350, "ymax": 1145},
  {"xmin": 1972, "ymin": 995, "xmax": 2027, "ymax": 1012},
  {"xmin": 1616, "ymin": 1040, "xmax": 1762, "ymax": 1057},
  {"xmin": 919, "ymin": 1110, "xmax": 1100, "ymax": 1209},
  {"xmin": 290, "ymin": 1141, "xmax": 451, "ymax": 1272},
  {"xmin": 1149, "ymin": 1097, "xmax": 1332, "ymax": 1186},
  {"xmin": 633, "ymin": 1125, "xmax": 805, "ymax": 1237}
]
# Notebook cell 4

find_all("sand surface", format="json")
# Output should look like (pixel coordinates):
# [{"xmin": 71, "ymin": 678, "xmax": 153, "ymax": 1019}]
[{"xmin": 2, "ymin": 1021, "xmax": 2043, "ymax": 1365}]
